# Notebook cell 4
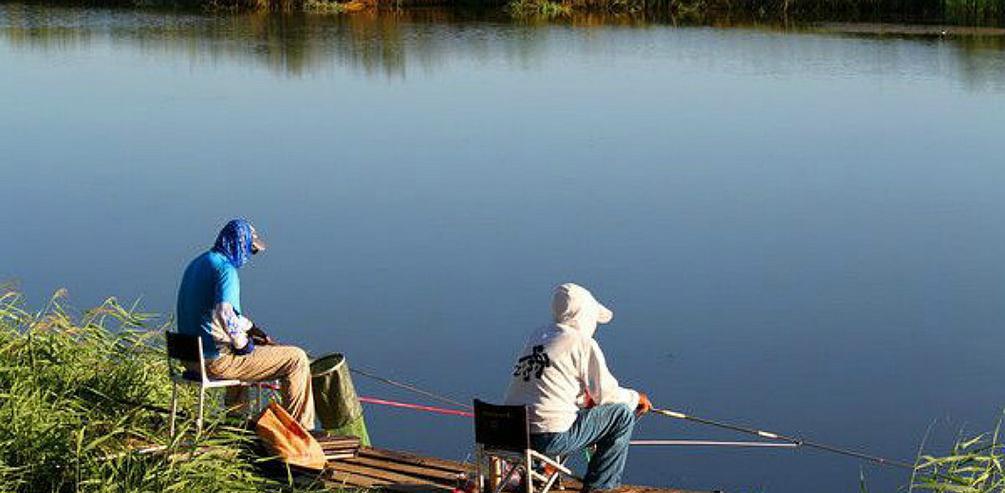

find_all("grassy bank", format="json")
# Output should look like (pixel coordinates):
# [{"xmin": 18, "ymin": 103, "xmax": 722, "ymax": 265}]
[{"xmin": 0, "ymin": 288, "xmax": 322, "ymax": 493}]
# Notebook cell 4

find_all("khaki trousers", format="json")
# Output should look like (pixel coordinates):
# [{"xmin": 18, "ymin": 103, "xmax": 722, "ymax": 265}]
[{"xmin": 206, "ymin": 345, "xmax": 316, "ymax": 430}]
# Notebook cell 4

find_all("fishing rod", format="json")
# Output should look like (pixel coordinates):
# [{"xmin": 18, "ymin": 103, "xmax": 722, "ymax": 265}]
[
  {"xmin": 359, "ymin": 396, "xmax": 475, "ymax": 417},
  {"xmin": 631, "ymin": 439, "xmax": 797, "ymax": 448},
  {"xmin": 651, "ymin": 407, "xmax": 915, "ymax": 470},
  {"xmin": 327, "ymin": 364, "xmax": 917, "ymax": 470}
]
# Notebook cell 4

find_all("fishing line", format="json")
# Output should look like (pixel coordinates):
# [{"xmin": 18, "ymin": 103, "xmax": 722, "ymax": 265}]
[
  {"xmin": 349, "ymin": 366, "xmax": 474, "ymax": 411},
  {"xmin": 652, "ymin": 407, "xmax": 915, "ymax": 469},
  {"xmin": 305, "ymin": 349, "xmax": 473, "ymax": 411}
]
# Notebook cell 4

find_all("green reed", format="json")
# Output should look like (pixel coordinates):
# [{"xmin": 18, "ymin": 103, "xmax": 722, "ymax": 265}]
[
  {"xmin": 911, "ymin": 418, "xmax": 1005, "ymax": 493},
  {"xmin": 0, "ymin": 287, "xmax": 323, "ymax": 493}
]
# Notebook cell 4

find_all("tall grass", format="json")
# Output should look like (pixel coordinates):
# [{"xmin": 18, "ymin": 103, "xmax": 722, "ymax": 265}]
[
  {"xmin": 911, "ymin": 419, "xmax": 1005, "ymax": 493},
  {"xmin": 0, "ymin": 287, "xmax": 322, "ymax": 493}
]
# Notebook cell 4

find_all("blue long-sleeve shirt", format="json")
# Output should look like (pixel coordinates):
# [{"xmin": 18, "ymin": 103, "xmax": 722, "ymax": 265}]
[{"xmin": 176, "ymin": 250, "xmax": 253, "ymax": 359}]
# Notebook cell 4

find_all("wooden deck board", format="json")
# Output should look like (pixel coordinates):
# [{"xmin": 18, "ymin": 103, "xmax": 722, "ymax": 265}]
[
  {"xmin": 346, "ymin": 455, "xmax": 465, "ymax": 482},
  {"xmin": 325, "ymin": 446, "xmax": 709, "ymax": 493},
  {"xmin": 332, "ymin": 461, "xmax": 454, "ymax": 489},
  {"xmin": 360, "ymin": 447, "xmax": 476, "ymax": 474}
]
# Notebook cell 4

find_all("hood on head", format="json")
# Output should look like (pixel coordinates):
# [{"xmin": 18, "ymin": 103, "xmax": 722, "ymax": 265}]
[
  {"xmin": 213, "ymin": 219, "xmax": 255, "ymax": 268},
  {"xmin": 551, "ymin": 283, "xmax": 613, "ymax": 338}
]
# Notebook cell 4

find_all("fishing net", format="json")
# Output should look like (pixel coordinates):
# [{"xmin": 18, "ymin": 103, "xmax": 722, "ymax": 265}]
[{"xmin": 311, "ymin": 353, "xmax": 371, "ymax": 445}]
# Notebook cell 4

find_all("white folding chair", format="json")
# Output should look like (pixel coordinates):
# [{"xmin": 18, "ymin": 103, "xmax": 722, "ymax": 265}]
[
  {"xmin": 166, "ymin": 332, "xmax": 271, "ymax": 436},
  {"xmin": 474, "ymin": 399, "xmax": 571, "ymax": 493}
]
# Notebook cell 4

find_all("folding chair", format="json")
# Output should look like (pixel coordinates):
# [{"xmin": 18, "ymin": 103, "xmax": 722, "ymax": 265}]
[
  {"xmin": 474, "ymin": 399, "xmax": 571, "ymax": 493},
  {"xmin": 166, "ymin": 332, "xmax": 271, "ymax": 436}
]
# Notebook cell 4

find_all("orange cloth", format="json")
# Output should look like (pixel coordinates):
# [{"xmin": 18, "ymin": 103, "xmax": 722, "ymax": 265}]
[{"xmin": 256, "ymin": 402, "xmax": 326, "ymax": 470}]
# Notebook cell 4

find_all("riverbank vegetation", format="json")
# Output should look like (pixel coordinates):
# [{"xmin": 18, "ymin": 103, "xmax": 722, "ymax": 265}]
[
  {"xmin": 0, "ymin": 288, "xmax": 321, "ymax": 492},
  {"xmin": 9, "ymin": 0, "xmax": 1005, "ymax": 23}
]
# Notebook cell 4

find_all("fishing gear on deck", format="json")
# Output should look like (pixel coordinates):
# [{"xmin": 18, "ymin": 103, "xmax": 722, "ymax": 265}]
[{"xmin": 651, "ymin": 407, "xmax": 915, "ymax": 469}]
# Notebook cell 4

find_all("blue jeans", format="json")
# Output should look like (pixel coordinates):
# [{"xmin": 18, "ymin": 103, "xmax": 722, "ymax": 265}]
[{"xmin": 529, "ymin": 403, "xmax": 636, "ymax": 491}]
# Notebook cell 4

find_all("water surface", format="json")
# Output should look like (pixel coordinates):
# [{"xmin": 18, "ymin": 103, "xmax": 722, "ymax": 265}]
[{"xmin": 2, "ymin": 5, "xmax": 1005, "ymax": 492}]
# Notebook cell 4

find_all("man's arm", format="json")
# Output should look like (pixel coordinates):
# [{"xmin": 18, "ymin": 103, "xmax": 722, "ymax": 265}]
[
  {"xmin": 211, "ymin": 302, "xmax": 255, "ymax": 355},
  {"xmin": 581, "ymin": 339, "xmax": 640, "ymax": 410},
  {"xmin": 212, "ymin": 264, "xmax": 254, "ymax": 355}
]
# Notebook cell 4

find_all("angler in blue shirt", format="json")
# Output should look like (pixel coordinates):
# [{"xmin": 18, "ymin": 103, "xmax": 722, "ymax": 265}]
[{"xmin": 176, "ymin": 219, "xmax": 316, "ymax": 429}]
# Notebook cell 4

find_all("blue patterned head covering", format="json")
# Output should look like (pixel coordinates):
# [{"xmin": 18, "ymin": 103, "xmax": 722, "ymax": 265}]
[{"xmin": 213, "ymin": 219, "xmax": 254, "ymax": 269}]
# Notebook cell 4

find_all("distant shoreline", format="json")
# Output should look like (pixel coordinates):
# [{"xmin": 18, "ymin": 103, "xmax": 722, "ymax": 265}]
[{"xmin": 4, "ymin": 0, "xmax": 1004, "ymax": 26}]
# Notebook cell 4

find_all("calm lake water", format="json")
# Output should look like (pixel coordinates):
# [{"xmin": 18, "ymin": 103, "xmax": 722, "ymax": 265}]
[{"xmin": 3, "ymin": 4, "xmax": 1005, "ymax": 491}]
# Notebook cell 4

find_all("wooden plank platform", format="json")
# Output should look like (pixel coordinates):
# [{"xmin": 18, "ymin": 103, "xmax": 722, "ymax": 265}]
[{"xmin": 321, "ymin": 445, "xmax": 707, "ymax": 493}]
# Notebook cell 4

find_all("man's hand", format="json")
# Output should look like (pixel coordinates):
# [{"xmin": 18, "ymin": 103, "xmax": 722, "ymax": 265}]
[
  {"xmin": 636, "ymin": 392, "xmax": 652, "ymax": 417},
  {"xmin": 248, "ymin": 325, "xmax": 275, "ymax": 346}
]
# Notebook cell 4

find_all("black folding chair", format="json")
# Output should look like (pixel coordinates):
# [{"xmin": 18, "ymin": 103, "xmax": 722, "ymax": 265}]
[{"xmin": 474, "ymin": 399, "xmax": 571, "ymax": 493}]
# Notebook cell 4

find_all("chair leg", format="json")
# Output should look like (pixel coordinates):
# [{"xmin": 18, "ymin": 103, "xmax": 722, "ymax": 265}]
[
  {"xmin": 196, "ymin": 385, "xmax": 206, "ymax": 436},
  {"xmin": 256, "ymin": 383, "xmax": 265, "ymax": 414},
  {"xmin": 490, "ymin": 456, "xmax": 502, "ymax": 492},
  {"xmin": 246, "ymin": 385, "xmax": 256, "ymax": 421},
  {"xmin": 494, "ymin": 461, "xmax": 519, "ymax": 493},
  {"xmin": 169, "ymin": 381, "xmax": 178, "ymax": 438},
  {"xmin": 541, "ymin": 470, "xmax": 561, "ymax": 493},
  {"xmin": 554, "ymin": 456, "xmax": 565, "ymax": 491},
  {"xmin": 525, "ymin": 450, "xmax": 534, "ymax": 493},
  {"xmin": 476, "ymin": 446, "xmax": 485, "ymax": 493}
]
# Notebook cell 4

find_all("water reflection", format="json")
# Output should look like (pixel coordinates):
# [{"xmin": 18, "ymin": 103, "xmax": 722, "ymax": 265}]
[{"xmin": 2, "ymin": 2, "xmax": 1005, "ymax": 88}]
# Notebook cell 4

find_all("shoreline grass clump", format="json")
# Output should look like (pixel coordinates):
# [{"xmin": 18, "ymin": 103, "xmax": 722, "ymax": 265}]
[
  {"xmin": 911, "ymin": 419, "xmax": 1005, "ymax": 492},
  {"xmin": 0, "ymin": 288, "xmax": 321, "ymax": 492}
]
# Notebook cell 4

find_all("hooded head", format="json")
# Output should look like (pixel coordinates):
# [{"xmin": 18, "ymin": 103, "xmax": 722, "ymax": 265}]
[
  {"xmin": 212, "ymin": 219, "xmax": 266, "ymax": 269},
  {"xmin": 551, "ymin": 283, "xmax": 614, "ymax": 338}
]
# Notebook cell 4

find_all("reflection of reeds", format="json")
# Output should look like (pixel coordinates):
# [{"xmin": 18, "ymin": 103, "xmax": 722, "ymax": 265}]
[
  {"xmin": 506, "ymin": 0, "xmax": 571, "ymax": 18},
  {"xmin": 0, "ymin": 289, "xmax": 316, "ymax": 491},
  {"xmin": 9, "ymin": 0, "xmax": 1005, "ymax": 18},
  {"xmin": 2, "ymin": 2, "xmax": 1005, "ymax": 83}
]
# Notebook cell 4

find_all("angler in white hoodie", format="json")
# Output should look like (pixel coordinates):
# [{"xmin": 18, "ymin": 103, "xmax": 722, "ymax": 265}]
[{"xmin": 504, "ymin": 283, "xmax": 651, "ymax": 493}]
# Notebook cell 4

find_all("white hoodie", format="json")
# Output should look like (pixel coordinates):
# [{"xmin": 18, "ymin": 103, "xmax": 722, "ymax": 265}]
[{"xmin": 504, "ymin": 283, "xmax": 640, "ymax": 434}]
